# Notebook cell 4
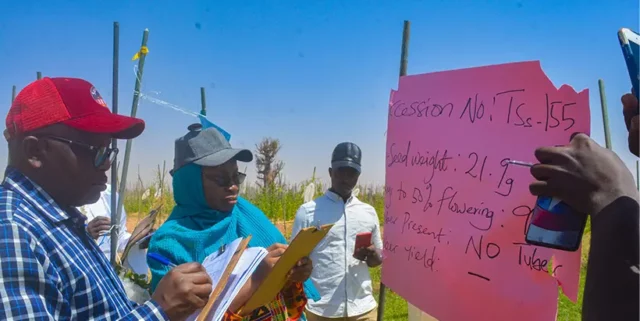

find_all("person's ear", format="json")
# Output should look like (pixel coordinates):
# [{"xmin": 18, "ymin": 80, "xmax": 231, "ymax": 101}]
[
  {"xmin": 328, "ymin": 167, "xmax": 332, "ymax": 177},
  {"xmin": 21, "ymin": 136, "xmax": 46, "ymax": 169}
]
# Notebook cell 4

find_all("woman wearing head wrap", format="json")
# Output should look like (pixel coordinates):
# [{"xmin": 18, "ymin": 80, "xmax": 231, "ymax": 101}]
[{"xmin": 148, "ymin": 124, "xmax": 319, "ymax": 320}]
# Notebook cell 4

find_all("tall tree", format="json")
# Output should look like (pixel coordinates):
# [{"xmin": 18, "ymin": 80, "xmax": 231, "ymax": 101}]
[{"xmin": 255, "ymin": 137, "xmax": 284, "ymax": 188}]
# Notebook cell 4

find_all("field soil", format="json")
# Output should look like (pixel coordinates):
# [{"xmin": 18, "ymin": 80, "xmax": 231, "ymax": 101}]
[{"xmin": 126, "ymin": 215, "xmax": 140, "ymax": 232}]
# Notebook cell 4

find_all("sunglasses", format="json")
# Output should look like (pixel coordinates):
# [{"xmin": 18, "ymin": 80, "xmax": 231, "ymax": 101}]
[
  {"xmin": 43, "ymin": 136, "xmax": 118, "ymax": 168},
  {"xmin": 208, "ymin": 172, "xmax": 247, "ymax": 187}
]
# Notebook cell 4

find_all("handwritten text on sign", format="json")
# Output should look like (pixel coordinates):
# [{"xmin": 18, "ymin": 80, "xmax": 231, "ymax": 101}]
[{"xmin": 382, "ymin": 61, "xmax": 588, "ymax": 321}]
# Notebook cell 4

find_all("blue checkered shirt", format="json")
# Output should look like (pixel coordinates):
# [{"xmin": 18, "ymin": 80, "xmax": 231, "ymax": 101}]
[{"xmin": 0, "ymin": 168, "xmax": 168, "ymax": 320}]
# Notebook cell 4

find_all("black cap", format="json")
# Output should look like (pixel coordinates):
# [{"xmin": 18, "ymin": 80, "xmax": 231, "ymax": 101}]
[{"xmin": 331, "ymin": 142, "xmax": 362, "ymax": 173}]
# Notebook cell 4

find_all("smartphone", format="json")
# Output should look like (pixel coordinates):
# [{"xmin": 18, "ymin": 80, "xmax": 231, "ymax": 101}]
[
  {"xmin": 525, "ymin": 196, "xmax": 587, "ymax": 252},
  {"xmin": 618, "ymin": 28, "xmax": 640, "ymax": 101},
  {"xmin": 354, "ymin": 232, "xmax": 372, "ymax": 254}
]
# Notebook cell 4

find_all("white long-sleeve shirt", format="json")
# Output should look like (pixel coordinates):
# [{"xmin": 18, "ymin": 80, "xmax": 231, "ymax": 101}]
[
  {"xmin": 291, "ymin": 190, "xmax": 383, "ymax": 318},
  {"xmin": 78, "ymin": 184, "xmax": 131, "ymax": 261}
]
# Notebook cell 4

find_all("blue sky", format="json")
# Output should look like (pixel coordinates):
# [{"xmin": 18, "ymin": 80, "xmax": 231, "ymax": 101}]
[{"xmin": 0, "ymin": 0, "xmax": 638, "ymax": 187}]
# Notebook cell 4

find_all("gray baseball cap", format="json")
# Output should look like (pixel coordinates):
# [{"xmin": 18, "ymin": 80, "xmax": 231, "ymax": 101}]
[{"xmin": 171, "ymin": 123, "xmax": 253, "ymax": 175}]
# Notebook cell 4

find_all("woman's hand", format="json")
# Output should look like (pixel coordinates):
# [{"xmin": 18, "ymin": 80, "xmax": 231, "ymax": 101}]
[
  {"xmin": 286, "ymin": 257, "xmax": 313, "ymax": 283},
  {"xmin": 229, "ymin": 243, "xmax": 289, "ymax": 315},
  {"xmin": 255, "ymin": 243, "xmax": 288, "ymax": 281}
]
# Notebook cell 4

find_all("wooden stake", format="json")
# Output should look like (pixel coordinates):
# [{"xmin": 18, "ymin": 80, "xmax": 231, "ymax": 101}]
[
  {"xmin": 378, "ymin": 19, "xmax": 411, "ymax": 321},
  {"xmin": 398, "ymin": 20, "xmax": 411, "ymax": 77},
  {"xmin": 109, "ymin": 21, "xmax": 121, "ymax": 267},
  {"xmin": 200, "ymin": 87, "xmax": 207, "ymax": 116},
  {"xmin": 117, "ymin": 28, "xmax": 150, "ymax": 237},
  {"xmin": 598, "ymin": 79, "xmax": 612, "ymax": 150}
]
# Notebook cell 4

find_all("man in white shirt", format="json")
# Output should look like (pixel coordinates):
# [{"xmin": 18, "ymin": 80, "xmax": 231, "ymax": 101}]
[
  {"xmin": 81, "ymin": 183, "xmax": 150, "ymax": 274},
  {"xmin": 291, "ymin": 142, "xmax": 383, "ymax": 321}
]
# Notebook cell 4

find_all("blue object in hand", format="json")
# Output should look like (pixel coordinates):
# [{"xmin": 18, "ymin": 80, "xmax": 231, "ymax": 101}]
[{"xmin": 147, "ymin": 252, "xmax": 177, "ymax": 268}]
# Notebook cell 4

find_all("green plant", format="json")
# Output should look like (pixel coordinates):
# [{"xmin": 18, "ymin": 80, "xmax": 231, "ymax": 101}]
[
  {"xmin": 121, "ymin": 164, "xmax": 587, "ymax": 320},
  {"xmin": 123, "ymin": 161, "xmax": 175, "ymax": 223},
  {"xmin": 114, "ymin": 263, "xmax": 152, "ymax": 293}
]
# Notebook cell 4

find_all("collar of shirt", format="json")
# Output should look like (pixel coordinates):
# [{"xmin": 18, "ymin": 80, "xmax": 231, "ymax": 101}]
[{"xmin": 324, "ymin": 189, "xmax": 356, "ymax": 205}]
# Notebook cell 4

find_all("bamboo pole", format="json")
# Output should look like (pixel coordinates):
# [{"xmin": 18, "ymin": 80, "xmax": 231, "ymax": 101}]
[
  {"xmin": 8, "ymin": 85, "xmax": 16, "ymax": 164},
  {"xmin": 398, "ymin": 21, "xmax": 411, "ymax": 78},
  {"xmin": 116, "ymin": 29, "xmax": 150, "ymax": 234},
  {"xmin": 109, "ymin": 21, "xmax": 120, "ymax": 267},
  {"xmin": 598, "ymin": 79, "xmax": 612, "ymax": 150},
  {"xmin": 200, "ymin": 87, "xmax": 207, "ymax": 116},
  {"xmin": 378, "ymin": 20, "xmax": 411, "ymax": 321}
]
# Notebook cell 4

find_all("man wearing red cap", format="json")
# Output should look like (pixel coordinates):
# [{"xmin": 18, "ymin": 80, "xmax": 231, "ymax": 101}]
[{"xmin": 0, "ymin": 77, "xmax": 212, "ymax": 320}]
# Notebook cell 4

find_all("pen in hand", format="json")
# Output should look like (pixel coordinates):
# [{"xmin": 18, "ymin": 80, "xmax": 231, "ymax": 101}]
[
  {"xmin": 508, "ymin": 159, "xmax": 565, "ymax": 208},
  {"xmin": 147, "ymin": 252, "xmax": 177, "ymax": 269},
  {"xmin": 507, "ymin": 160, "xmax": 535, "ymax": 167}
]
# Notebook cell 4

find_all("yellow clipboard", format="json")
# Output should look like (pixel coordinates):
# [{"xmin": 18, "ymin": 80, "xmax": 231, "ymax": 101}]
[{"xmin": 241, "ymin": 224, "xmax": 334, "ymax": 313}]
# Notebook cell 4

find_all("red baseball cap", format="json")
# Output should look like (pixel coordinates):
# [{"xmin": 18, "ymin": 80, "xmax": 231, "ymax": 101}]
[{"xmin": 6, "ymin": 77, "xmax": 145, "ymax": 139}]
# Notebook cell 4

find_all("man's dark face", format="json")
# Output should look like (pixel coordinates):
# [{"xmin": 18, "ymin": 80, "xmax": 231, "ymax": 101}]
[
  {"xmin": 329, "ymin": 166, "xmax": 360, "ymax": 198},
  {"xmin": 19, "ymin": 125, "xmax": 112, "ymax": 207}
]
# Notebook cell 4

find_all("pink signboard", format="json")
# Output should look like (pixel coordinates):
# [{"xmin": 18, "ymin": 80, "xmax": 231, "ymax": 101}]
[{"xmin": 383, "ymin": 61, "xmax": 588, "ymax": 321}]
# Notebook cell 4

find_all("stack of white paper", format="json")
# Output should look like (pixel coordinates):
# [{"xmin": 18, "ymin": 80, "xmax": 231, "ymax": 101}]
[{"xmin": 186, "ymin": 237, "xmax": 268, "ymax": 321}]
